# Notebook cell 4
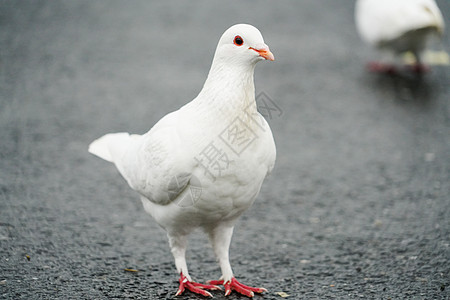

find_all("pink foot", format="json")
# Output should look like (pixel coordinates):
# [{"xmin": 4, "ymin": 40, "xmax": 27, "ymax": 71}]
[
  {"xmin": 175, "ymin": 272, "xmax": 221, "ymax": 297},
  {"xmin": 405, "ymin": 63, "xmax": 430, "ymax": 73},
  {"xmin": 366, "ymin": 61, "xmax": 398, "ymax": 74},
  {"xmin": 208, "ymin": 277, "xmax": 267, "ymax": 298}
]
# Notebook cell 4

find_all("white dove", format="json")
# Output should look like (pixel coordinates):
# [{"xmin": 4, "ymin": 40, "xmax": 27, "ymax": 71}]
[
  {"xmin": 355, "ymin": 0, "xmax": 445, "ymax": 72},
  {"xmin": 88, "ymin": 24, "xmax": 275, "ymax": 298}
]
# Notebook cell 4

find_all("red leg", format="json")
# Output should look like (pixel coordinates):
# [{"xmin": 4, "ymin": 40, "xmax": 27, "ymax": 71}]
[
  {"xmin": 406, "ymin": 63, "xmax": 430, "ymax": 73},
  {"xmin": 366, "ymin": 61, "xmax": 398, "ymax": 74},
  {"xmin": 208, "ymin": 277, "xmax": 267, "ymax": 298},
  {"xmin": 175, "ymin": 272, "xmax": 221, "ymax": 297}
]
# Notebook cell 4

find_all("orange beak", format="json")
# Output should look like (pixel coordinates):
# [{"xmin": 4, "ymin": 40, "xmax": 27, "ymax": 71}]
[{"xmin": 250, "ymin": 46, "xmax": 275, "ymax": 61}]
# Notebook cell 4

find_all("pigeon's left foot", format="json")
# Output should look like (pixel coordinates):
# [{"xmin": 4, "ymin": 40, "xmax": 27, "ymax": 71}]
[
  {"xmin": 175, "ymin": 273, "xmax": 221, "ymax": 297},
  {"xmin": 208, "ymin": 277, "xmax": 267, "ymax": 298}
]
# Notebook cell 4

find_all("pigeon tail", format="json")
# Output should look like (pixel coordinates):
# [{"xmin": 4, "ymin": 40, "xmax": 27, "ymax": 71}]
[{"xmin": 88, "ymin": 132, "xmax": 135, "ymax": 163}]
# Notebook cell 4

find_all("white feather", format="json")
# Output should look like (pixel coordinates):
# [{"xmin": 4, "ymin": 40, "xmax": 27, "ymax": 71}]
[{"xmin": 355, "ymin": 0, "xmax": 445, "ymax": 58}]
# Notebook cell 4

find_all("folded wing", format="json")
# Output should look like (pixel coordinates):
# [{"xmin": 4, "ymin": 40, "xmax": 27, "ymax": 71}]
[{"xmin": 88, "ymin": 111, "xmax": 194, "ymax": 205}]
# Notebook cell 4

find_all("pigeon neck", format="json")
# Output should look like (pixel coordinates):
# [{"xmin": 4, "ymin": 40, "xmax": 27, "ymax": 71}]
[{"xmin": 199, "ymin": 61, "xmax": 257, "ymax": 114}]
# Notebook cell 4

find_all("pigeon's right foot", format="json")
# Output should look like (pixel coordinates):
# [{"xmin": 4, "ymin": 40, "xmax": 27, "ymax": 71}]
[
  {"xmin": 208, "ymin": 277, "xmax": 267, "ymax": 298},
  {"xmin": 366, "ymin": 61, "xmax": 398, "ymax": 74},
  {"xmin": 175, "ymin": 272, "xmax": 221, "ymax": 297}
]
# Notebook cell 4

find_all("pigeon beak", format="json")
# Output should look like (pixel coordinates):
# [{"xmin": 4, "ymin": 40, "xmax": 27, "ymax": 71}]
[{"xmin": 250, "ymin": 45, "xmax": 275, "ymax": 61}]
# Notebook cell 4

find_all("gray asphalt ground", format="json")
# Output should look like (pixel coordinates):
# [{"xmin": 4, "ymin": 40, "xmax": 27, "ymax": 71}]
[{"xmin": 1, "ymin": 1, "xmax": 449, "ymax": 299}]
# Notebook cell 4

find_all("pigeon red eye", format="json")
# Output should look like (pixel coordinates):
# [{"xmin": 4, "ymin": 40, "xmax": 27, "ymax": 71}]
[{"xmin": 233, "ymin": 35, "xmax": 244, "ymax": 46}]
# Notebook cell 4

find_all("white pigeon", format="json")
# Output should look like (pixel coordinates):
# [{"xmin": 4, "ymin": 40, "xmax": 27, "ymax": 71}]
[
  {"xmin": 88, "ymin": 24, "xmax": 275, "ymax": 298},
  {"xmin": 355, "ymin": 0, "xmax": 445, "ymax": 72}
]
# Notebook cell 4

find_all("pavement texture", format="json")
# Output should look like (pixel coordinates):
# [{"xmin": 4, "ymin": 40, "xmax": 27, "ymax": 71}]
[{"xmin": 1, "ymin": 1, "xmax": 449, "ymax": 299}]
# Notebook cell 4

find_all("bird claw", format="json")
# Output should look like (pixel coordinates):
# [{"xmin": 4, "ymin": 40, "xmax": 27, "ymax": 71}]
[
  {"xmin": 207, "ymin": 277, "xmax": 267, "ymax": 298},
  {"xmin": 367, "ymin": 61, "xmax": 431, "ymax": 75},
  {"xmin": 175, "ymin": 273, "xmax": 221, "ymax": 297}
]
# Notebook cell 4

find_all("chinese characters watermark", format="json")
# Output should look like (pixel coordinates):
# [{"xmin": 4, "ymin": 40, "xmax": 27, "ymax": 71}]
[
  {"xmin": 219, "ymin": 117, "xmax": 258, "ymax": 155},
  {"xmin": 194, "ymin": 141, "xmax": 233, "ymax": 181},
  {"xmin": 195, "ymin": 92, "xmax": 281, "ymax": 182},
  {"xmin": 255, "ymin": 91, "xmax": 283, "ymax": 119},
  {"xmin": 169, "ymin": 173, "xmax": 203, "ymax": 208}
]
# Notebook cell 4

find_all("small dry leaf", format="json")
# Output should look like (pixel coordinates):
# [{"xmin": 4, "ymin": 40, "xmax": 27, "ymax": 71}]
[
  {"xmin": 25, "ymin": 255, "xmax": 30, "ymax": 261},
  {"xmin": 124, "ymin": 268, "xmax": 139, "ymax": 272},
  {"xmin": 276, "ymin": 291, "xmax": 290, "ymax": 298},
  {"xmin": 373, "ymin": 219, "xmax": 383, "ymax": 227},
  {"xmin": 300, "ymin": 259, "xmax": 310, "ymax": 264}
]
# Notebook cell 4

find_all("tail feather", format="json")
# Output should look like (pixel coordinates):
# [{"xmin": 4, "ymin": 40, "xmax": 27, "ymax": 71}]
[{"xmin": 88, "ymin": 132, "xmax": 133, "ymax": 163}]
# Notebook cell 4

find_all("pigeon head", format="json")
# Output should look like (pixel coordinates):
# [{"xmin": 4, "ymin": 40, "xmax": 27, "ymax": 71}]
[{"xmin": 213, "ymin": 24, "xmax": 274, "ymax": 66}]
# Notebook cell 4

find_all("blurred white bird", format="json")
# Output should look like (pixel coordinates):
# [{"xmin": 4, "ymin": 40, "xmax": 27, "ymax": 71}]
[
  {"xmin": 355, "ymin": 0, "xmax": 445, "ymax": 73},
  {"xmin": 89, "ymin": 24, "xmax": 275, "ymax": 298}
]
